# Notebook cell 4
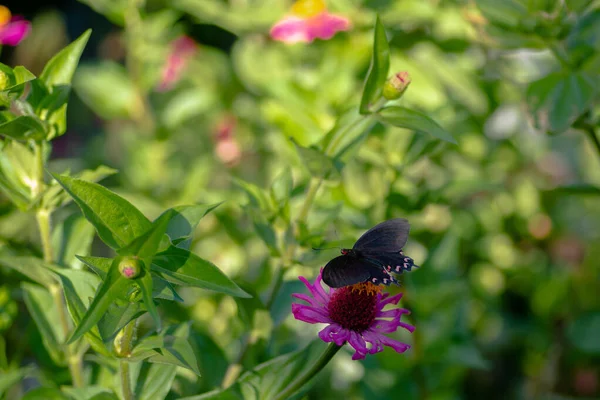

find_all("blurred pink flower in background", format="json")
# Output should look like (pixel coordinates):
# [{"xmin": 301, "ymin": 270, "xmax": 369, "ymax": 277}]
[
  {"xmin": 270, "ymin": 0, "xmax": 350, "ymax": 44},
  {"xmin": 0, "ymin": 5, "xmax": 31, "ymax": 46},
  {"xmin": 214, "ymin": 115, "xmax": 242, "ymax": 166},
  {"xmin": 157, "ymin": 35, "xmax": 198, "ymax": 91}
]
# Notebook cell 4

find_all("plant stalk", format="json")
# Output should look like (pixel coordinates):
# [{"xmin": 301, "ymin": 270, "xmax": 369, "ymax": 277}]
[
  {"xmin": 119, "ymin": 320, "xmax": 137, "ymax": 400},
  {"xmin": 273, "ymin": 343, "xmax": 342, "ymax": 400},
  {"xmin": 33, "ymin": 142, "xmax": 84, "ymax": 387}
]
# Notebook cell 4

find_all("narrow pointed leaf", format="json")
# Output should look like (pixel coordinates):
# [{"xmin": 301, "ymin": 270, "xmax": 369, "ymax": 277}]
[
  {"xmin": 151, "ymin": 247, "xmax": 251, "ymax": 298},
  {"xmin": 0, "ymin": 256, "xmax": 57, "ymax": 286},
  {"xmin": 118, "ymin": 209, "xmax": 175, "ymax": 257},
  {"xmin": 359, "ymin": 16, "xmax": 390, "ymax": 114},
  {"xmin": 139, "ymin": 266, "xmax": 161, "ymax": 331},
  {"xmin": 77, "ymin": 255, "xmax": 182, "ymax": 302},
  {"xmin": 67, "ymin": 258, "xmax": 133, "ymax": 344},
  {"xmin": 378, "ymin": 106, "xmax": 456, "ymax": 144},
  {"xmin": 51, "ymin": 173, "xmax": 151, "ymax": 249},
  {"xmin": 166, "ymin": 203, "xmax": 222, "ymax": 246},
  {"xmin": 40, "ymin": 30, "xmax": 92, "ymax": 88}
]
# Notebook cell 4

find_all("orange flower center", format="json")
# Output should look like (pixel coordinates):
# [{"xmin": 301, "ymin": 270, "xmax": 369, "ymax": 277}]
[
  {"xmin": 0, "ymin": 6, "xmax": 12, "ymax": 27},
  {"xmin": 327, "ymin": 282, "xmax": 381, "ymax": 332},
  {"xmin": 290, "ymin": 0, "xmax": 326, "ymax": 18}
]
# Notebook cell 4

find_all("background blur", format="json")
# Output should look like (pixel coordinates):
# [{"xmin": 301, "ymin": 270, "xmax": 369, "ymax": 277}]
[{"xmin": 1, "ymin": 0, "xmax": 599, "ymax": 399}]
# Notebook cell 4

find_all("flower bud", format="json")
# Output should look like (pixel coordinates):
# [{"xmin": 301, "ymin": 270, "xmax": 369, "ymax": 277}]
[
  {"xmin": 382, "ymin": 71, "xmax": 411, "ymax": 100},
  {"xmin": 118, "ymin": 257, "xmax": 143, "ymax": 279}
]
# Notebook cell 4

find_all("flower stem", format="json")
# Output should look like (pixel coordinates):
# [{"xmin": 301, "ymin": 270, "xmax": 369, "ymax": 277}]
[
  {"xmin": 273, "ymin": 343, "xmax": 342, "ymax": 400},
  {"xmin": 33, "ymin": 142, "xmax": 84, "ymax": 387},
  {"xmin": 119, "ymin": 320, "xmax": 137, "ymax": 400}
]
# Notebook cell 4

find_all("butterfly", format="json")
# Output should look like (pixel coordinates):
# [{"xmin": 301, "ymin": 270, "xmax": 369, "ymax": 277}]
[{"xmin": 322, "ymin": 218, "xmax": 418, "ymax": 288}]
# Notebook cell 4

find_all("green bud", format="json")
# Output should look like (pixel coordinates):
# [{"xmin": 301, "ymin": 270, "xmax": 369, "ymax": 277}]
[
  {"xmin": 382, "ymin": 71, "xmax": 411, "ymax": 100},
  {"xmin": 118, "ymin": 256, "xmax": 143, "ymax": 279}
]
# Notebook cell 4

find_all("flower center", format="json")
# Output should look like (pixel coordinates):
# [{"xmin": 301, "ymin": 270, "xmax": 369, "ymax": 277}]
[
  {"xmin": 291, "ymin": 0, "xmax": 326, "ymax": 18},
  {"xmin": 0, "ymin": 6, "xmax": 11, "ymax": 26},
  {"xmin": 327, "ymin": 282, "xmax": 381, "ymax": 332}
]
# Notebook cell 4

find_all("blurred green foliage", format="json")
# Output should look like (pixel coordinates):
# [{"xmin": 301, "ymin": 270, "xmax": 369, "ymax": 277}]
[{"xmin": 1, "ymin": 0, "xmax": 600, "ymax": 399}]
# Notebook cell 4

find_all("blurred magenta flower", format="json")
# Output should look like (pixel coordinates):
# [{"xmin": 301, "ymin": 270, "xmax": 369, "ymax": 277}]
[
  {"xmin": 270, "ymin": 0, "xmax": 350, "ymax": 44},
  {"xmin": 0, "ymin": 6, "xmax": 31, "ymax": 46},
  {"xmin": 214, "ymin": 115, "xmax": 242, "ymax": 166},
  {"xmin": 292, "ymin": 270, "xmax": 414, "ymax": 360},
  {"xmin": 157, "ymin": 35, "xmax": 198, "ymax": 91}
]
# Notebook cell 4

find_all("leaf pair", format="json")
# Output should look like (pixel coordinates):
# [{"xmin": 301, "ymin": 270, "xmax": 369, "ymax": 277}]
[{"xmin": 50, "ymin": 173, "xmax": 250, "ymax": 344}]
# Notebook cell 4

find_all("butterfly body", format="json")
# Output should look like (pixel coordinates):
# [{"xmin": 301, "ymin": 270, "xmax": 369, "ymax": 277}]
[{"xmin": 322, "ymin": 219, "xmax": 418, "ymax": 288}]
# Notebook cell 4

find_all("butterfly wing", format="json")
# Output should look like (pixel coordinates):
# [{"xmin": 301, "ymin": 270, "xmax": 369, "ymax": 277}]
[
  {"xmin": 322, "ymin": 255, "xmax": 370, "ymax": 288},
  {"xmin": 352, "ymin": 218, "xmax": 410, "ymax": 253},
  {"xmin": 363, "ymin": 251, "xmax": 417, "ymax": 275}
]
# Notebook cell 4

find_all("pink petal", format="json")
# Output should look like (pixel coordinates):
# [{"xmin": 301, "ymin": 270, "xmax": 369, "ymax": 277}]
[
  {"xmin": 361, "ymin": 330, "xmax": 385, "ymax": 354},
  {"xmin": 298, "ymin": 272, "xmax": 329, "ymax": 305},
  {"xmin": 0, "ymin": 19, "xmax": 31, "ymax": 46},
  {"xmin": 270, "ymin": 16, "xmax": 311, "ymax": 43},
  {"xmin": 376, "ymin": 309, "xmax": 402, "ymax": 319},
  {"xmin": 372, "ymin": 319, "xmax": 404, "ymax": 333},
  {"xmin": 348, "ymin": 331, "xmax": 369, "ymax": 360},
  {"xmin": 318, "ymin": 324, "xmax": 348, "ymax": 346},
  {"xmin": 292, "ymin": 303, "xmax": 331, "ymax": 324},
  {"xmin": 305, "ymin": 13, "xmax": 350, "ymax": 41},
  {"xmin": 398, "ymin": 321, "xmax": 416, "ymax": 333},
  {"xmin": 377, "ymin": 335, "xmax": 411, "ymax": 354},
  {"xmin": 292, "ymin": 293, "xmax": 321, "ymax": 307},
  {"xmin": 378, "ymin": 292, "xmax": 403, "ymax": 308}
]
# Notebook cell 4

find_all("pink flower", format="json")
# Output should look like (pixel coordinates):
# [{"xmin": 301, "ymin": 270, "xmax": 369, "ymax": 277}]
[
  {"xmin": 157, "ymin": 35, "xmax": 198, "ymax": 92},
  {"xmin": 214, "ymin": 115, "xmax": 242, "ymax": 166},
  {"xmin": 270, "ymin": 0, "xmax": 350, "ymax": 44},
  {"xmin": 0, "ymin": 6, "xmax": 31, "ymax": 46},
  {"xmin": 292, "ymin": 270, "xmax": 414, "ymax": 360}
]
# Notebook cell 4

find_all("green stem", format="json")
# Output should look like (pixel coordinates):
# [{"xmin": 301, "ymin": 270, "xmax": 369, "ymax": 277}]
[
  {"xmin": 273, "ymin": 343, "xmax": 342, "ymax": 400},
  {"xmin": 119, "ymin": 320, "xmax": 137, "ymax": 400},
  {"xmin": 33, "ymin": 142, "xmax": 84, "ymax": 386},
  {"xmin": 36, "ymin": 210, "xmax": 53, "ymax": 263}
]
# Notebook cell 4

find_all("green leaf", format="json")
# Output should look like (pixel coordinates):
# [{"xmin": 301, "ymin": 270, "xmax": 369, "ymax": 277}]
[
  {"xmin": 139, "ymin": 267, "xmax": 161, "ymax": 331},
  {"xmin": 52, "ymin": 268, "xmax": 111, "ymax": 357},
  {"xmin": 234, "ymin": 178, "xmax": 274, "ymax": 214},
  {"xmin": 67, "ymin": 258, "xmax": 134, "ymax": 344},
  {"xmin": 291, "ymin": 139, "xmax": 340, "ymax": 180},
  {"xmin": 42, "ymin": 165, "xmax": 117, "ymax": 209},
  {"xmin": 567, "ymin": 313, "xmax": 600, "ymax": 354},
  {"xmin": 77, "ymin": 255, "xmax": 182, "ymax": 302},
  {"xmin": 319, "ymin": 109, "xmax": 377, "ymax": 159},
  {"xmin": 21, "ymin": 387, "xmax": 69, "ymax": 400},
  {"xmin": 526, "ymin": 72, "xmax": 596, "ymax": 133},
  {"xmin": 130, "ymin": 325, "xmax": 200, "ymax": 376},
  {"xmin": 151, "ymin": 246, "xmax": 251, "ymax": 298},
  {"xmin": 39, "ymin": 30, "xmax": 92, "ymax": 88},
  {"xmin": 22, "ymin": 283, "xmax": 65, "ymax": 365},
  {"xmin": 0, "ymin": 367, "xmax": 33, "ymax": 397},
  {"xmin": 52, "ymin": 214, "xmax": 96, "ymax": 269},
  {"xmin": 135, "ymin": 362, "xmax": 177, "ymax": 400},
  {"xmin": 236, "ymin": 340, "xmax": 327, "ymax": 400},
  {"xmin": 73, "ymin": 62, "xmax": 139, "ymax": 120},
  {"xmin": 549, "ymin": 184, "xmax": 600, "ymax": 195},
  {"xmin": 0, "ymin": 116, "xmax": 48, "ymax": 140},
  {"xmin": 165, "ymin": 203, "xmax": 222, "ymax": 248},
  {"xmin": 0, "ymin": 256, "xmax": 57, "ymax": 286},
  {"xmin": 378, "ymin": 106, "xmax": 457, "ymax": 144},
  {"xmin": 359, "ymin": 16, "xmax": 390, "ymax": 114},
  {"xmin": 51, "ymin": 173, "xmax": 151, "ymax": 249},
  {"xmin": 270, "ymin": 168, "xmax": 293, "ymax": 206},
  {"xmin": 61, "ymin": 386, "xmax": 118, "ymax": 400},
  {"xmin": 118, "ymin": 209, "xmax": 175, "ymax": 257}
]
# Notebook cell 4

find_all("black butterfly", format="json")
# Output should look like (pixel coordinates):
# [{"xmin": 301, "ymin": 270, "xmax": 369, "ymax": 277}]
[{"xmin": 322, "ymin": 218, "xmax": 418, "ymax": 288}]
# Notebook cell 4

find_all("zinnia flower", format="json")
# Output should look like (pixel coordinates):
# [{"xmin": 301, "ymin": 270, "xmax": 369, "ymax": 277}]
[
  {"xmin": 292, "ymin": 270, "xmax": 414, "ymax": 360},
  {"xmin": 157, "ymin": 35, "xmax": 198, "ymax": 91},
  {"xmin": 270, "ymin": 0, "xmax": 350, "ymax": 44},
  {"xmin": 0, "ymin": 5, "xmax": 31, "ymax": 46}
]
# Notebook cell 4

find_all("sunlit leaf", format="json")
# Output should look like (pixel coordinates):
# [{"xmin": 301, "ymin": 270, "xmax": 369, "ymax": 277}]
[
  {"xmin": 51, "ymin": 173, "xmax": 151, "ymax": 249},
  {"xmin": 360, "ymin": 16, "xmax": 390, "ymax": 114},
  {"xmin": 378, "ymin": 106, "xmax": 456, "ymax": 143}
]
